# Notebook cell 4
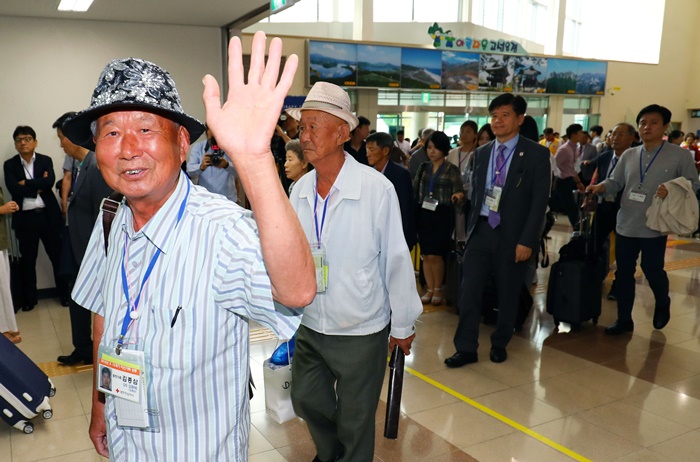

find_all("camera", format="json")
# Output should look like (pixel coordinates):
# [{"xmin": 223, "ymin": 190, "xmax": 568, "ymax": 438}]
[{"xmin": 208, "ymin": 137, "xmax": 225, "ymax": 166}]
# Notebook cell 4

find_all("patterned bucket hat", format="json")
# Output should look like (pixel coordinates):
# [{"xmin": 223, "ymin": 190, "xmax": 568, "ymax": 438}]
[{"xmin": 62, "ymin": 57, "xmax": 205, "ymax": 150}]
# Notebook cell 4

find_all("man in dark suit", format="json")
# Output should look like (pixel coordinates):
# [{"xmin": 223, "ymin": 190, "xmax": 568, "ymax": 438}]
[
  {"xmin": 3, "ymin": 126, "xmax": 63, "ymax": 311},
  {"xmin": 584, "ymin": 122, "xmax": 635, "ymax": 300},
  {"xmin": 445, "ymin": 94, "xmax": 551, "ymax": 366},
  {"xmin": 366, "ymin": 132, "xmax": 416, "ymax": 249},
  {"xmin": 52, "ymin": 112, "xmax": 113, "ymax": 365},
  {"xmin": 344, "ymin": 115, "xmax": 370, "ymax": 165}
]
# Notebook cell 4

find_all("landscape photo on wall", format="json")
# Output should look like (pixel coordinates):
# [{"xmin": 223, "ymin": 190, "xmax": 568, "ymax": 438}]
[
  {"xmin": 309, "ymin": 41, "xmax": 358, "ymax": 86},
  {"xmin": 401, "ymin": 47, "xmax": 442, "ymax": 89},
  {"xmin": 510, "ymin": 56, "xmax": 547, "ymax": 93},
  {"xmin": 478, "ymin": 54, "xmax": 514, "ymax": 92},
  {"xmin": 441, "ymin": 50, "xmax": 479, "ymax": 91},
  {"xmin": 357, "ymin": 45, "xmax": 401, "ymax": 88},
  {"xmin": 575, "ymin": 60, "xmax": 607, "ymax": 95},
  {"xmin": 545, "ymin": 58, "xmax": 578, "ymax": 94}
]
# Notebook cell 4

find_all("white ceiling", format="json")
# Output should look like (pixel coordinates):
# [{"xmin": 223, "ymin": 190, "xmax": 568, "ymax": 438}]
[{"xmin": 0, "ymin": 0, "xmax": 272, "ymax": 28}]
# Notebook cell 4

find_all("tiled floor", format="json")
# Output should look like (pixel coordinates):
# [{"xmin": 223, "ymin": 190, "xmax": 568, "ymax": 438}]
[{"xmin": 5, "ymin": 221, "xmax": 700, "ymax": 461}]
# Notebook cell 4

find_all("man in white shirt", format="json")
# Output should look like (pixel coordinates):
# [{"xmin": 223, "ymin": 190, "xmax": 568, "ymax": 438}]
[
  {"xmin": 286, "ymin": 82, "xmax": 422, "ymax": 462},
  {"xmin": 186, "ymin": 126, "xmax": 239, "ymax": 203},
  {"xmin": 396, "ymin": 129, "xmax": 411, "ymax": 156}
]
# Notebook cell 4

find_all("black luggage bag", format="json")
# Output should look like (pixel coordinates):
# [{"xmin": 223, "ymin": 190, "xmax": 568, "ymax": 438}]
[{"xmin": 546, "ymin": 192, "xmax": 605, "ymax": 328}]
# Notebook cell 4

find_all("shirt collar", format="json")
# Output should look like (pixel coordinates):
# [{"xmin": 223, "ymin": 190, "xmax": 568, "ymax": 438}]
[
  {"xmin": 19, "ymin": 152, "xmax": 36, "ymax": 166},
  {"xmin": 122, "ymin": 170, "xmax": 190, "ymax": 254},
  {"xmin": 299, "ymin": 153, "xmax": 361, "ymax": 201},
  {"xmin": 495, "ymin": 134, "xmax": 519, "ymax": 153}
]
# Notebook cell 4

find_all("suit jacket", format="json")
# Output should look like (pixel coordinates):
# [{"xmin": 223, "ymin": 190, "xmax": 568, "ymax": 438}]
[
  {"xmin": 467, "ymin": 137, "xmax": 551, "ymax": 252},
  {"xmin": 594, "ymin": 150, "xmax": 623, "ymax": 206},
  {"xmin": 383, "ymin": 160, "xmax": 417, "ymax": 249},
  {"xmin": 67, "ymin": 151, "xmax": 114, "ymax": 263},
  {"xmin": 3, "ymin": 152, "xmax": 61, "ymax": 229}
]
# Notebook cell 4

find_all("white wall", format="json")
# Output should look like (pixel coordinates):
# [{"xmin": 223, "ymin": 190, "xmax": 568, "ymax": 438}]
[{"xmin": 0, "ymin": 16, "xmax": 223, "ymax": 289}]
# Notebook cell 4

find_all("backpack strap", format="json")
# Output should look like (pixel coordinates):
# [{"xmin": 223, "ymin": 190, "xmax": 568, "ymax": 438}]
[{"xmin": 100, "ymin": 192, "xmax": 124, "ymax": 255}]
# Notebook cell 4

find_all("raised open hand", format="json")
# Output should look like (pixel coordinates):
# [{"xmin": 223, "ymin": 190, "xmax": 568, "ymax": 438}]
[{"xmin": 202, "ymin": 31, "xmax": 298, "ymax": 170}]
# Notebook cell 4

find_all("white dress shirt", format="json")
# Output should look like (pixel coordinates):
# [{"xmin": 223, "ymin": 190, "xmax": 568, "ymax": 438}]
[{"xmin": 289, "ymin": 154, "xmax": 422, "ymax": 339}]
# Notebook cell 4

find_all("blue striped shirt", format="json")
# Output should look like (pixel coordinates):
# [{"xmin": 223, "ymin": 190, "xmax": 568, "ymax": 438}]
[{"xmin": 73, "ymin": 172, "xmax": 300, "ymax": 461}]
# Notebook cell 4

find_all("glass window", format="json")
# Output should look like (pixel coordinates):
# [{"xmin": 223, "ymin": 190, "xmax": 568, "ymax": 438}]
[
  {"xmin": 563, "ymin": 97, "xmax": 591, "ymax": 110},
  {"xmin": 445, "ymin": 93, "xmax": 468, "ymax": 108},
  {"xmin": 413, "ymin": 0, "xmax": 459, "ymax": 22},
  {"xmin": 471, "ymin": 0, "xmax": 552, "ymax": 47},
  {"xmin": 374, "ymin": 0, "xmax": 412, "ymax": 22},
  {"xmin": 563, "ymin": 0, "xmax": 665, "ymax": 64},
  {"xmin": 378, "ymin": 90, "xmax": 400, "ymax": 106}
]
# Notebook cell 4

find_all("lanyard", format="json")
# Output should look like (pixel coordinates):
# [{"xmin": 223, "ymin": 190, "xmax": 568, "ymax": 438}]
[
  {"xmin": 490, "ymin": 144, "xmax": 516, "ymax": 188},
  {"xmin": 116, "ymin": 180, "xmax": 190, "ymax": 354},
  {"xmin": 429, "ymin": 162, "xmax": 445, "ymax": 194},
  {"xmin": 639, "ymin": 141, "xmax": 664, "ymax": 185},
  {"xmin": 22, "ymin": 164, "xmax": 33, "ymax": 180},
  {"xmin": 313, "ymin": 184, "xmax": 330, "ymax": 244}
]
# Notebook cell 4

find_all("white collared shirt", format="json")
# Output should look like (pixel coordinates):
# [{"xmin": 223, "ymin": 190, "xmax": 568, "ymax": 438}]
[
  {"xmin": 20, "ymin": 153, "xmax": 46, "ymax": 211},
  {"xmin": 289, "ymin": 153, "xmax": 422, "ymax": 339}
]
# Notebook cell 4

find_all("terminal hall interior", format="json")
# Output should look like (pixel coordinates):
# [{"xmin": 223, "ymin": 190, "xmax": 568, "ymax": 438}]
[{"xmin": 4, "ymin": 0, "xmax": 700, "ymax": 461}]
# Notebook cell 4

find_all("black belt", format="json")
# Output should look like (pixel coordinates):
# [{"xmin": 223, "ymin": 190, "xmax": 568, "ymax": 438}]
[{"xmin": 20, "ymin": 208, "xmax": 45, "ymax": 213}]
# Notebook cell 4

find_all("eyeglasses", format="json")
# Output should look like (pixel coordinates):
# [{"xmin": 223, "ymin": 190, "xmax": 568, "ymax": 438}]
[{"xmin": 14, "ymin": 136, "xmax": 34, "ymax": 144}]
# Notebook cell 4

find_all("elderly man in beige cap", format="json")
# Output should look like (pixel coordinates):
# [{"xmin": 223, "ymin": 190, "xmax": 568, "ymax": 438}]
[{"xmin": 286, "ymin": 82, "xmax": 422, "ymax": 462}]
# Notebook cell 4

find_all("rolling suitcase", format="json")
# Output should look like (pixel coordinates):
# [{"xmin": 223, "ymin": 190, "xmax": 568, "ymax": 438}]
[
  {"xmin": 0, "ymin": 332, "xmax": 56, "ymax": 434},
  {"xmin": 546, "ymin": 192, "xmax": 603, "ymax": 328}
]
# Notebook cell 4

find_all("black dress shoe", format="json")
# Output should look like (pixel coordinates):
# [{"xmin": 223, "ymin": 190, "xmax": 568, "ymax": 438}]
[
  {"xmin": 57, "ymin": 353, "xmax": 92, "ymax": 366},
  {"xmin": 444, "ymin": 351, "xmax": 478, "ymax": 368},
  {"xmin": 653, "ymin": 306, "xmax": 670, "ymax": 330},
  {"xmin": 489, "ymin": 346, "xmax": 507, "ymax": 363},
  {"xmin": 60, "ymin": 297, "xmax": 70, "ymax": 307},
  {"xmin": 605, "ymin": 321, "xmax": 634, "ymax": 335},
  {"xmin": 21, "ymin": 304, "xmax": 36, "ymax": 312},
  {"xmin": 606, "ymin": 291, "xmax": 617, "ymax": 301}
]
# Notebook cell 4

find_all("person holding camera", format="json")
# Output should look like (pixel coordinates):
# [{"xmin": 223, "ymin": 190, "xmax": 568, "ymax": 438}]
[{"xmin": 186, "ymin": 126, "xmax": 240, "ymax": 203}]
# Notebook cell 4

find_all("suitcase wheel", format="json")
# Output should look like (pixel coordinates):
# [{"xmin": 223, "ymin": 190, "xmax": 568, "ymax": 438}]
[
  {"xmin": 43, "ymin": 409, "xmax": 53, "ymax": 420},
  {"xmin": 49, "ymin": 387, "xmax": 56, "ymax": 397},
  {"xmin": 23, "ymin": 423, "xmax": 34, "ymax": 434}
]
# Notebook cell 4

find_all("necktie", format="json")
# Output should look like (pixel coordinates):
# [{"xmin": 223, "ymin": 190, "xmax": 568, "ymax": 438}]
[
  {"xmin": 488, "ymin": 144, "xmax": 508, "ymax": 228},
  {"xmin": 609, "ymin": 156, "xmax": 618, "ymax": 177}
]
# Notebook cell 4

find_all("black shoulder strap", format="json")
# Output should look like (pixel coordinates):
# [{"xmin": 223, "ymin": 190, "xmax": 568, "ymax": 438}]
[{"xmin": 100, "ymin": 192, "xmax": 124, "ymax": 255}]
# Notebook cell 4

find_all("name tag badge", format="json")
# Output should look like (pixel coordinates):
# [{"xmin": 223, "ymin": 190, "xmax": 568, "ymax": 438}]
[
  {"xmin": 629, "ymin": 190, "xmax": 647, "ymax": 202},
  {"xmin": 422, "ymin": 197, "xmax": 439, "ymax": 211},
  {"xmin": 97, "ymin": 345, "xmax": 144, "ymax": 403},
  {"xmin": 485, "ymin": 186, "xmax": 503, "ymax": 212},
  {"xmin": 311, "ymin": 243, "xmax": 328, "ymax": 293}
]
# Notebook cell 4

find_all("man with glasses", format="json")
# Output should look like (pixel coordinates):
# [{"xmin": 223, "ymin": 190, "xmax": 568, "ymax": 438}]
[{"xmin": 3, "ymin": 126, "xmax": 63, "ymax": 311}]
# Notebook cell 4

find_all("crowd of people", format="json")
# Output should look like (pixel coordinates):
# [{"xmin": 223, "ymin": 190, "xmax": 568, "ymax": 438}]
[{"xmin": 3, "ymin": 32, "xmax": 700, "ymax": 462}]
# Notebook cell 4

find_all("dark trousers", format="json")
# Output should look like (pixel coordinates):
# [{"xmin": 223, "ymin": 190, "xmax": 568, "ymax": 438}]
[
  {"xmin": 69, "ymin": 299, "xmax": 92, "ymax": 358},
  {"xmin": 291, "ymin": 324, "xmax": 388, "ymax": 462},
  {"xmin": 454, "ymin": 219, "xmax": 529, "ymax": 352},
  {"xmin": 555, "ymin": 177, "xmax": 579, "ymax": 228},
  {"xmin": 615, "ymin": 233, "xmax": 669, "ymax": 323},
  {"xmin": 13, "ymin": 210, "xmax": 63, "ymax": 308},
  {"xmin": 61, "ymin": 227, "xmax": 92, "ymax": 357}
]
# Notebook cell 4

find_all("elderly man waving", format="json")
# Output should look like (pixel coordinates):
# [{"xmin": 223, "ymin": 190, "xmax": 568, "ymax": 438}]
[{"xmin": 64, "ymin": 32, "xmax": 315, "ymax": 461}]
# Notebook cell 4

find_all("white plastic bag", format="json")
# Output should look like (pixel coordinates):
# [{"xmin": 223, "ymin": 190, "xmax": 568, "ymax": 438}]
[{"xmin": 263, "ymin": 359, "xmax": 296, "ymax": 424}]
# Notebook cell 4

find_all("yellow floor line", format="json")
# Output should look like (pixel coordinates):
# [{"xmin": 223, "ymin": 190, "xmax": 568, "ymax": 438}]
[
  {"xmin": 666, "ymin": 239, "xmax": 691, "ymax": 247},
  {"xmin": 404, "ymin": 365, "xmax": 592, "ymax": 462}
]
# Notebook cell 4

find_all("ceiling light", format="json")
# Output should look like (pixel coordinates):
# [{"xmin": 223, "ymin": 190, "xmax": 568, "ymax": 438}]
[{"xmin": 58, "ymin": 0, "xmax": 94, "ymax": 12}]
